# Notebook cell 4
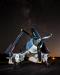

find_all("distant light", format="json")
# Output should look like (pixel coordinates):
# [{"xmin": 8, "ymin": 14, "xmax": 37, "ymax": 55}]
[{"xmin": 52, "ymin": 57, "xmax": 56, "ymax": 60}]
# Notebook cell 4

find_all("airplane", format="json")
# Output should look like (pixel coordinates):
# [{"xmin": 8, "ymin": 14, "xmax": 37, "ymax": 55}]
[{"xmin": 4, "ymin": 27, "xmax": 52, "ymax": 65}]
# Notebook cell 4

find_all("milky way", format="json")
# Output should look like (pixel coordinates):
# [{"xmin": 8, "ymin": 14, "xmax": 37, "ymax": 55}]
[{"xmin": 0, "ymin": 0, "xmax": 60, "ymax": 57}]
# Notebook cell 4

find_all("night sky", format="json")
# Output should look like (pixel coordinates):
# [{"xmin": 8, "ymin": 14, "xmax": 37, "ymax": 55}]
[{"xmin": 0, "ymin": 0, "xmax": 60, "ymax": 57}]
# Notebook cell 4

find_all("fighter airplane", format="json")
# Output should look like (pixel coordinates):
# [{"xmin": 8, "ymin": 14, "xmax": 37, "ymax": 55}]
[{"xmin": 4, "ymin": 27, "xmax": 52, "ymax": 65}]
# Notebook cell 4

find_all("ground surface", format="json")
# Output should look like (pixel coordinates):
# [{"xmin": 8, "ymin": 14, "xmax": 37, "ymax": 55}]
[{"xmin": 0, "ymin": 57, "xmax": 60, "ymax": 75}]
